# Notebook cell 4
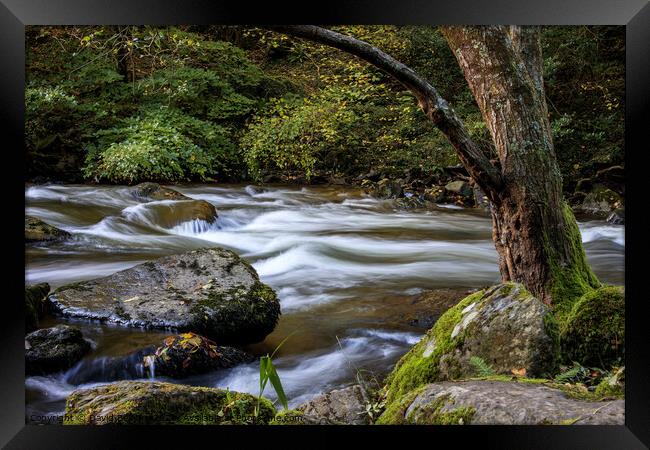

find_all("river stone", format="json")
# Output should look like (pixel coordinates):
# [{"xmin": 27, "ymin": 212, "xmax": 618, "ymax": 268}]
[
  {"xmin": 25, "ymin": 216, "xmax": 71, "ymax": 243},
  {"xmin": 383, "ymin": 283, "xmax": 559, "ymax": 403},
  {"xmin": 48, "ymin": 248, "xmax": 281, "ymax": 344},
  {"xmin": 297, "ymin": 385, "xmax": 369, "ymax": 425},
  {"xmin": 25, "ymin": 283, "xmax": 50, "ymax": 332},
  {"xmin": 130, "ymin": 182, "xmax": 218, "ymax": 225},
  {"xmin": 144, "ymin": 332, "xmax": 254, "ymax": 378},
  {"xmin": 131, "ymin": 182, "xmax": 190, "ymax": 201},
  {"xmin": 397, "ymin": 380, "xmax": 624, "ymax": 425},
  {"xmin": 25, "ymin": 325, "xmax": 91, "ymax": 375},
  {"xmin": 444, "ymin": 180, "xmax": 472, "ymax": 197},
  {"xmin": 130, "ymin": 199, "xmax": 218, "ymax": 227},
  {"xmin": 63, "ymin": 381, "xmax": 276, "ymax": 425},
  {"xmin": 370, "ymin": 178, "xmax": 403, "ymax": 199},
  {"xmin": 578, "ymin": 184, "xmax": 622, "ymax": 217}
]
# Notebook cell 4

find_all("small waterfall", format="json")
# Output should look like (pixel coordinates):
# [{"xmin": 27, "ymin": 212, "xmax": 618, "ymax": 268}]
[
  {"xmin": 171, "ymin": 218, "xmax": 219, "ymax": 235},
  {"xmin": 144, "ymin": 355, "xmax": 156, "ymax": 379}
]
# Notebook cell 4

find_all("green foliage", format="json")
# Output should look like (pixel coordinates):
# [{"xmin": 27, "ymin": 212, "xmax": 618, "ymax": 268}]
[
  {"xmin": 82, "ymin": 115, "xmax": 211, "ymax": 183},
  {"xmin": 469, "ymin": 356, "xmax": 495, "ymax": 377},
  {"xmin": 26, "ymin": 25, "xmax": 624, "ymax": 187},
  {"xmin": 256, "ymin": 332, "xmax": 295, "ymax": 417}
]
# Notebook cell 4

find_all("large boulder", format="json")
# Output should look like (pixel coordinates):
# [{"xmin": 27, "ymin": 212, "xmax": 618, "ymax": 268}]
[
  {"xmin": 25, "ymin": 283, "xmax": 50, "ymax": 332},
  {"xmin": 377, "ymin": 380, "xmax": 624, "ymax": 425},
  {"xmin": 144, "ymin": 332, "xmax": 254, "ymax": 378},
  {"xmin": 64, "ymin": 381, "xmax": 276, "ymax": 425},
  {"xmin": 560, "ymin": 286, "xmax": 625, "ymax": 368},
  {"xmin": 383, "ymin": 283, "xmax": 559, "ymax": 404},
  {"xmin": 48, "ymin": 248, "xmax": 281, "ymax": 344},
  {"xmin": 128, "ymin": 199, "xmax": 218, "ymax": 227},
  {"xmin": 129, "ymin": 182, "xmax": 218, "ymax": 225},
  {"xmin": 297, "ymin": 385, "xmax": 369, "ymax": 425},
  {"xmin": 25, "ymin": 216, "xmax": 71, "ymax": 243},
  {"xmin": 25, "ymin": 325, "xmax": 91, "ymax": 375}
]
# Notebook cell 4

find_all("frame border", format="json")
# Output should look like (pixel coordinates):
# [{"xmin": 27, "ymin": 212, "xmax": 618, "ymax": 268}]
[{"xmin": 2, "ymin": 1, "xmax": 648, "ymax": 448}]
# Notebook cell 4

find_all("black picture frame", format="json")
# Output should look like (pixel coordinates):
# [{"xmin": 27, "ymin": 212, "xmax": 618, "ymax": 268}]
[{"xmin": 2, "ymin": 1, "xmax": 649, "ymax": 448}]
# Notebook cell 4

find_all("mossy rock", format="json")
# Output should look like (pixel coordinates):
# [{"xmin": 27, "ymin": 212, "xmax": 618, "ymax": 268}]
[
  {"xmin": 145, "ymin": 332, "xmax": 254, "ymax": 378},
  {"xmin": 49, "ymin": 248, "xmax": 281, "ymax": 344},
  {"xmin": 25, "ymin": 325, "xmax": 91, "ymax": 375},
  {"xmin": 64, "ymin": 381, "xmax": 276, "ymax": 425},
  {"xmin": 382, "ymin": 283, "xmax": 559, "ymax": 406},
  {"xmin": 25, "ymin": 216, "xmax": 71, "ymax": 243},
  {"xmin": 377, "ymin": 380, "xmax": 624, "ymax": 425},
  {"xmin": 560, "ymin": 286, "xmax": 624, "ymax": 368},
  {"xmin": 25, "ymin": 283, "xmax": 50, "ymax": 332}
]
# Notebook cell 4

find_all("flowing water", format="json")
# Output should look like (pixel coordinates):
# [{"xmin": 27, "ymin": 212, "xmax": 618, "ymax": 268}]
[{"xmin": 24, "ymin": 184, "xmax": 625, "ymax": 422}]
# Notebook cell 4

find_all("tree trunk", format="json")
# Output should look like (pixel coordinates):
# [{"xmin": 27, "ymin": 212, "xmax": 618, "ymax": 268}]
[
  {"xmin": 268, "ymin": 26, "xmax": 600, "ymax": 315},
  {"xmin": 441, "ymin": 26, "xmax": 599, "ymax": 315}
]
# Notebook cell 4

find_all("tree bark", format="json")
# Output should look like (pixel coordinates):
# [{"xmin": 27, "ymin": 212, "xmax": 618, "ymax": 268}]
[
  {"xmin": 441, "ymin": 26, "xmax": 599, "ymax": 312},
  {"xmin": 268, "ymin": 25, "xmax": 600, "ymax": 313}
]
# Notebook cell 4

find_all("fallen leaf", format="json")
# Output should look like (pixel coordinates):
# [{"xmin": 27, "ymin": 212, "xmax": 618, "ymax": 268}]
[{"xmin": 511, "ymin": 367, "xmax": 527, "ymax": 377}]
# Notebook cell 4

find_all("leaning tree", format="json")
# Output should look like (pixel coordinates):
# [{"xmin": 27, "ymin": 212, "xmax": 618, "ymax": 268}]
[{"xmin": 269, "ymin": 25, "xmax": 601, "ymax": 316}]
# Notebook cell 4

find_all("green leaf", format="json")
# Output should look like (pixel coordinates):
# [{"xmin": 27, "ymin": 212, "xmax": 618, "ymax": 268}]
[{"xmin": 265, "ymin": 359, "xmax": 288, "ymax": 410}]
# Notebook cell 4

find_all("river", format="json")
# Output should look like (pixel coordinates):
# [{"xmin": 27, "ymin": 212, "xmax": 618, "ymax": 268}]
[{"xmin": 24, "ymin": 184, "xmax": 625, "ymax": 421}]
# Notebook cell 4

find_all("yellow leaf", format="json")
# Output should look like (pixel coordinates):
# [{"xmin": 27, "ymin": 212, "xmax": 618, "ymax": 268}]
[{"xmin": 511, "ymin": 367, "xmax": 527, "ymax": 377}]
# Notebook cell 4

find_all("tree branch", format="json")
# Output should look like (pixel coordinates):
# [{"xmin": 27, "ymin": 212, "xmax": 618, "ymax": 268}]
[{"xmin": 266, "ymin": 25, "xmax": 503, "ymax": 200}]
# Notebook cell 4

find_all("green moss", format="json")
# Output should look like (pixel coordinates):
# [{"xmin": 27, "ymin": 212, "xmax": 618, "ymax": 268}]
[
  {"xmin": 381, "ymin": 288, "xmax": 493, "ymax": 409},
  {"xmin": 545, "ymin": 203, "xmax": 601, "ymax": 323},
  {"xmin": 594, "ymin": 378, "xmax": 624, "ymax": 399},
  {"xmin": 375, "ymin": 385, "xmax": 427, "ymax": 425},
  {"xmin": 382, "ymin": 284, "xmax": 532, "ymax": 407},
  {"xmin": 189, "ymin": 279, "xmax": 281, "ymax": 344},
  {"xmin": 560, "ymin": 285, "xmax": 624, "ymax": 368},
  {"xmin": 269, "ymin": 409, "xmax": 308, "ymax": 425},
  {"xmin": 406, "ymin": 394, "xmax": 476, "ymax": 425},
  {"xmin": 64, "ymin": 381, "xmax": 276, "ymax": 425}
]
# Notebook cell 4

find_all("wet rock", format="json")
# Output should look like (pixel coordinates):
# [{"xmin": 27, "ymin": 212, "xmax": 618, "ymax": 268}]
[
  {"xmin": 395, "ymin": 194, "xmax": 428, "ymax": 210},
  {"xmin": 381, "ymin": 380, "xmax": 624, "ymax": 425},
  {"xmin": 65, "ymin": 333, "xmax": 253, "ymax": 384},
  {"xmin": 25, "ymin": 216, "xmax": 71, "ymax": 243},
  {"xmin": 383, "ymin": 283, "xmax": 559, "ymax": 403},
  {"xmin": 25, "ymin": 325, "xmax": 91, "ymax": 375},
  {"xmin": 145, "ymin": 332, "xmax": 254, "ymax": 378},
  {"xmin": 64, "ymin": 381, "xmax": 276, "ymax": 425},
  {"xmin": 48, "ymin": 248, "xmax": 281, "ymax": 344},
  {"xmin": 131, "ymin": 199, "xmax": 218, "ymax": 227},
  {"xmin": 606, "ymin": 208, "xmax": 625, "ymax": 225},
  {"xmin": 25, "ymin": 283, "xmax": 50, "ymax": 332},
  {"xmin": 130, "ymin": 183, "xmax": 218, "ymax": 225},
  {"xmin": 423, "ymin": 186, "xmax": 446, "ymax": 203},
  {"xmin": 131, "ymin": 182, "xmax": 190, "ymax": 201},
  {"xmin": 297, "ymin": 385, "xmax": 369, "ymax": 425},
  {"xmin": 578, "ymin": 184, "xmax": 623, "ymax": 217},
  {"xmin": 369, "ymin": 178, "xmax": 404, "ymax": 199},
  {"xmin": 444, "ymin": 180, "xmax": 472, "ymax": 197}
]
